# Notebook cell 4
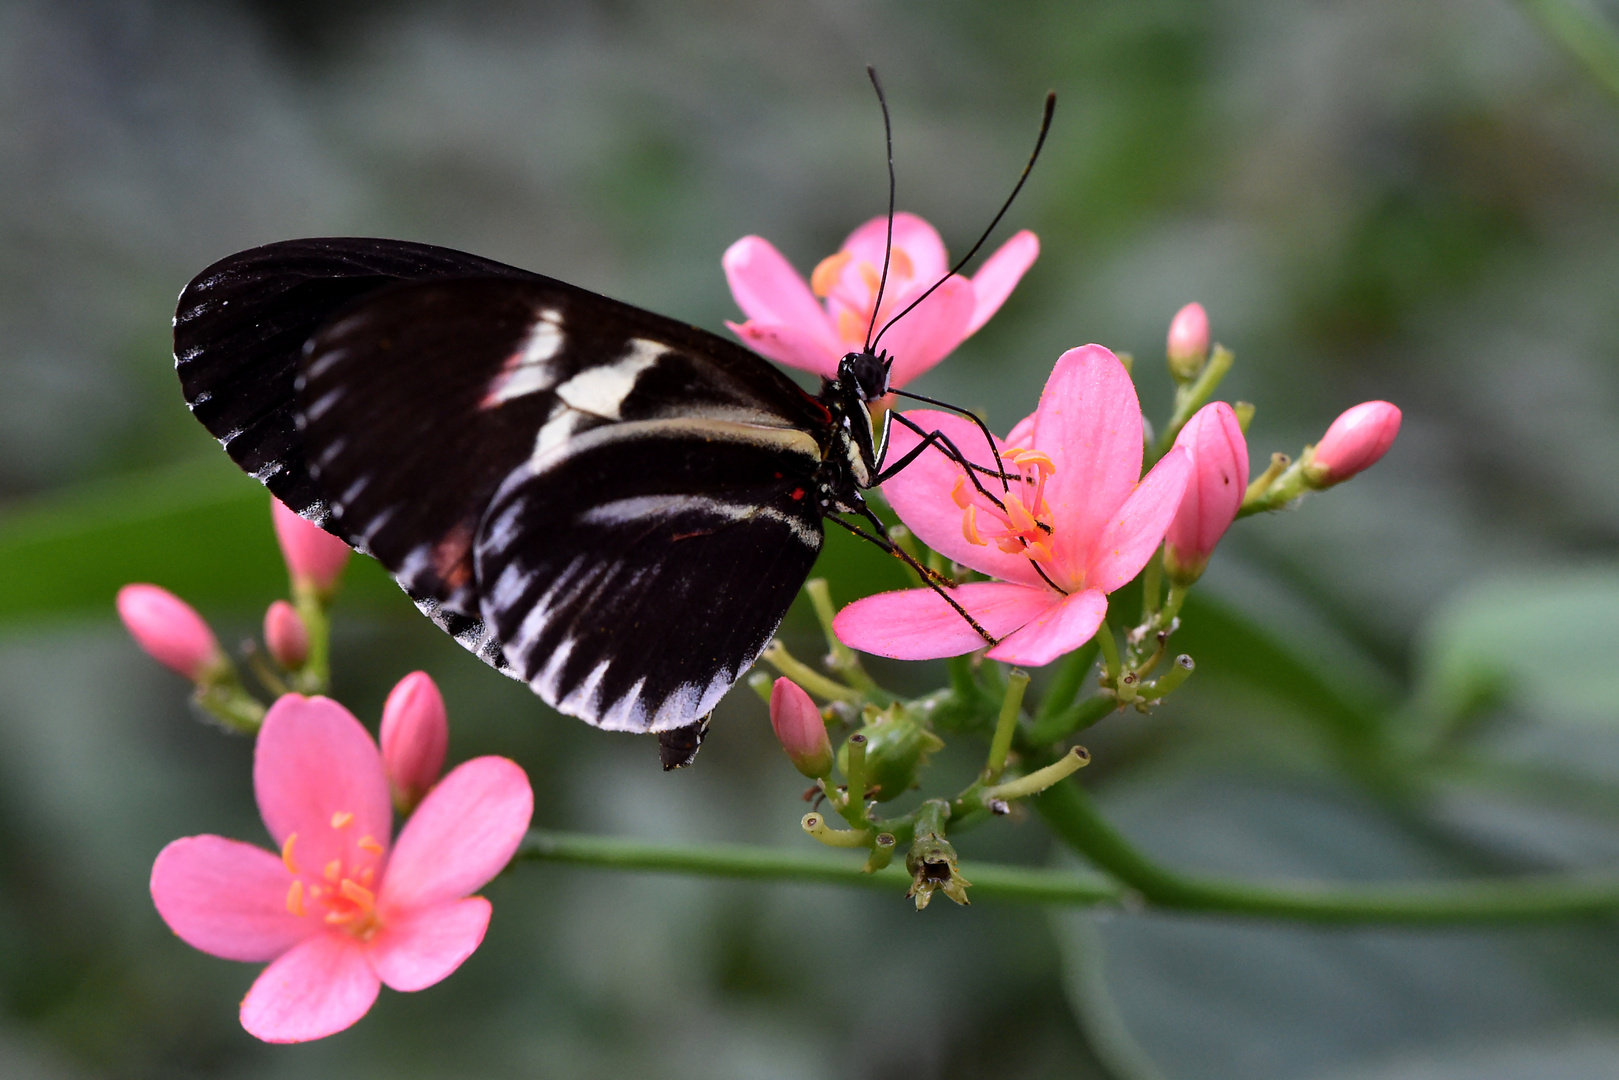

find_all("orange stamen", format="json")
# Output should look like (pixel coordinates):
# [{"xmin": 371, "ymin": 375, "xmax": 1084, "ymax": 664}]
[
  {"xmin": 330, "ymin": 811, "xmax": 354, "ymax": 829},
  {"xmin": 962, "ymin": 506, "xmax": 985, "ymax": 546},
  {"xmin": 324, "ymin": 859, "xmax": 341, "ymax": 882},
  {"xmin": 811, "ymin": 251, "xmax": 852, "ymax": 298},
  {"xmin": 358, "ymin": 867, "xmax": 374, "ymax": 886},
  {"xmin": 950, "ymin": 475, "xmax": 974, "ymax": 509},
  {"xmin": 339, "ymin": 879, "xmax": 376, "ymax": 912},
  {"xmin": 325, "ymin": 909, "xmax": 358, "ymax": 925},
  {"xmin": 836, "ymin": 308, "xmax": 864, "ymax": 343},
  {"xmin": 857, "ymin": 260, "xmax": 881, "ymax": 295},
  {"xmin": 890, "ymin": 247, "xmax": 914, "ymax": 280},
  {"xmin": 280, "ymin": 833, "xmax": 300, "ymax": 875},
  {"xmin": 285, "ymin": 879, "xmax": 305, "ymax": 917},
  {"xmin": 358, "ymin": 835, "xmax": 384, "ymax": 855}
]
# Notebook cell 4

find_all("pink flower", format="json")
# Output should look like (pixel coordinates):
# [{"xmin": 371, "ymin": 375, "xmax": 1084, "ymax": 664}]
[
  {"xmin": 272, "ymin": 497, "xmax": 351, "ymax": 595},
  {"xmin": 264, "ymin": 600, "xmax": 310, "ymax": 669},
  {"xmin": 769, "ymin": 677, "xmax": 832, "ymax": 778},
  {"xmin": 150, "ymin": 695, "xmax": 532, "ymax": 1043},
  {"xmin": 1163, "ymin": 402, "xmax": 1249, "ymax": 585},
  {"xmin": 833, "ymin": 345, "xmax": 1192, "ymax": 665},
  {"xmin": 117, "ymin": 584, "xmax": 225, "ymax": 681},
  {"xmin": 1309, "ymin": 401, "xmax": 1402, "ymax": 486},
  {"xmin": 380, "ymin": 672, "xmax": 449, "ymax": 815},
  {"xmin": 1166, "ymin": 302, "xmax": 1210, "ymax": 379},
  {"xmin": 723, "ymin": 213, "xmax": 1038, "ymax": 387}
]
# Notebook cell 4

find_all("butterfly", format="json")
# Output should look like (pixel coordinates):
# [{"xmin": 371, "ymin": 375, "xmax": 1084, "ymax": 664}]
[{"xmin": 173, "ymin": 84, "xmax": 1053, "ymax": 768}]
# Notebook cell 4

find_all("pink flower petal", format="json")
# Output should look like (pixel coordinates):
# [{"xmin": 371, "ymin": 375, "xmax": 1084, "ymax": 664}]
[
  {"xmin": 876, "ymin": 276, "xmax": 976, "ymax": 387},
  {"xmin": 722, "ymin": 236, "xmax": 838, "ymax": 355},
  {"xmin": 1165, "ymin": 402, "xmax": 1248, "ymax": 567},
  {"xmin": 254, "ymin": 696, "xmax": 392, "ymax": 876},
  {"xmin": 378, "ymin": 757, "xmax": 532, "ymax": 915},
  {"xmin": 986, "ymin": 588, "xmax": 1108, "ymax": 667},
  {"xmin": 1033, "ymin": 346, "xmax": 1147, "ymax": 578},
  {"xmin": 1086, "ymin": 446, "xmax": 1193, "ymax": 594},
  {"xmin": 879, "ymin": 410, "xmax": 1042, "ymax": 586},
  {"xmin": 832, "ymin": 580, "xmax": 1056, "ymax": 661},
  {"xmin": 272, "ymin": 498, "xmax": 351, "ymax": 593},
  {"xmin": 840, "ymin": 212, "xmax": 950, "ymax": 285},
  {"xmin": 150, "ymin": 836, "xmax": 313, "ymax": 962},
  {"xmin": 1004, "ymin": 411, "xmax": 1037, "ymax": 449},
  {"xmin": 240, "ymin": 933, "xmax": 379, "ymax": 1043},
  {"xmin": 967, "ymin": 230, "xmax": 1039, "ymax": 334},
  {"xmin": 366, "ymin": 897, "xmax": 491, "ymax": 992},
  {"xmin": 726, "ymin": 319, "xmax": 842, "ymax": 379},
  {"xmin": 116, "ymin": 584, "xmax": 222, "ymax": 681}
]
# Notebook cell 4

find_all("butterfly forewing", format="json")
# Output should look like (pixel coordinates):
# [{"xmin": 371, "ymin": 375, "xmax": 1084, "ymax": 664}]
[
  {"xmin": 475, "ymin": 419, "xmax": 824, "ymax": 731},
  {"xmin": 174, "ymin": 238, "xmax": 539, "ymax": 524}
]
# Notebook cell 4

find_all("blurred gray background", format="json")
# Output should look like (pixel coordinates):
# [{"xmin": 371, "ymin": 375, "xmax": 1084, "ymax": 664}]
[{"xmin": 4, "ymin": 0, "xmax": 1619, "ymax": 1077}]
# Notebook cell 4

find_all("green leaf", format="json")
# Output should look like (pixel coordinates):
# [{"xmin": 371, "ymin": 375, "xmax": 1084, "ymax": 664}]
[
  {"xmin": 0, "ymin": 457, "xmax": 398, "ymax": 624},
  {"xmin": 1414, "ymin": 568, "xmax": 1619, "ymax": 730}
]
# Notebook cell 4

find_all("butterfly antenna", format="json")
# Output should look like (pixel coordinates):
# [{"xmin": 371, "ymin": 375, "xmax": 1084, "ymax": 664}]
[
  {"xmin": 871, "ymin": 90, "xmax": 1055, "ymax": 354},
  {"xmin": 864, "ymin": 65, "xmax": 897, "ymax": 354}
]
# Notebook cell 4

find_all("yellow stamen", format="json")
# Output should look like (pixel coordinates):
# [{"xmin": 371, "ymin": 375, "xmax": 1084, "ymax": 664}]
[
  {"xmin": 358, "ymin": 835, "xmax": 384, "ymax": 855},
  {"xmin": 1002, "ymin": 497, "xmax": 1037, "ymax": 534},
  {"xmin": 330, "ymin": 811, "xmax": 354, "ymax": 829},
  {"xmin": 890, "ymin": 247, "xmax": 914, "ymax": 280},
  {"xmin": 280, "ymin": 833, "xmax": 300, "ymax": 876},
  {"xmin": 857, "ymin": 260, "xmax": 881, "ymax": 295},
  {"xmin": 285, "ymin": 879, "xmax": 305, "ymax": 917},
  {"xmin": 325, "ymin": 909, "xmax": 358, "ymax": 925},
  {"xmin": 358, "ymin": 867, "xmax": 374, "ymax": 886},
  {"xmin": 339, "ymin": 879, "xmax": 376, "ymax": 912},
  {"xmin": 324, "ymin": 859, "xmax": 341, "ymax": 882}
]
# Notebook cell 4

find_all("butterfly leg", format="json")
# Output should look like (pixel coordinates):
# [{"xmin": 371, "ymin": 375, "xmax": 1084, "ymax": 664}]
[{"xmin": 825, "ymin": 513, "xmax": 997, "ymax": 646}]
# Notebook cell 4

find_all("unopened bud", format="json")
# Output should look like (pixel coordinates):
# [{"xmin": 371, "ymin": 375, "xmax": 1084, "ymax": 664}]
[
  {"xmin": 271, "ymin": 497, "xmax": 351, "ymax": 595},
  {"xmin": 1306, "ymin": 401, "xmax": 1401, "ymax": 488},
  {"xmin": 1166, "ymin": 302, "xmax": 1210, "ymax": 381},
  {"xmin": 117, "ymin": 584, "xmax": 226, "ymax": 682},
  {"xmin": 1163, "ymin": 401, "xmax": 1249, "ymax": 586},
  {"xmin": 380, "ymin": 671, "xmax": 449, "ymax": 814},
  {"xmin": 770, "ymin": 677, "xmax": 832, "ymax": 779},
  {"xmin": 262, "ymin": 600, "xmax": 309, "ymax": 669}
]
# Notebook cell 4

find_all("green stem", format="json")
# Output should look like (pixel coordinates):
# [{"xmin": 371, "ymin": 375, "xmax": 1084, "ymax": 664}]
[
  {"xmin": 761, "ymin": 641, "xmax": 861, "ymax": 703},
  {"xmin": 985, "ymin": 669, "xmax": 1030, "ymax": 781},
  {"xmin": 1151, "ymin": 346, "xmax": 1233, "ymax": 463},
  {"xmin": 292, "ymin": 583, "xmax": 330, "ymax": 694},
  {"xmin": 1139, "ymin": 551, "xmax": 1162, "ymax": 623},
  {"xmin": 1514, "ymin": 0, "xmax": 1619, "ymax": 105},
  {"xmin": 1095, "ymin": 619, "xmax": 1122, "ymax": 685},
  {"xmin": 516, "ymin": 829, "xmax": 1122, "ymax": 906},
  {"xmin": 1035, "ymin": 778, "xmax": 1619, "ymax": 923},
  {"xmin": 1035, "ymin": 642, "xmax": 1099, "ymax": 728},
  {"xmin": 805, "ymin": 579, "xmax": 877, "ymax": 693},
  {"xmin": 1029, "ymin": 693, "xmax": 1117, "ymax": 745}
]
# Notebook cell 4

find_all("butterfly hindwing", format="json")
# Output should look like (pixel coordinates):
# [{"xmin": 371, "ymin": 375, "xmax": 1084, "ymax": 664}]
[{"xmin": 474, "ymin": 418, "xmax": 825, "ymax": 732}]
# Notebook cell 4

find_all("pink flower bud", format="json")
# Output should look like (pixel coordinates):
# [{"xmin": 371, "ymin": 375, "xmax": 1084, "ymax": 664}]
[
  {"xmin": 1163, "ymin": 402, "xmax": 1249, "ymax": 585},
  {"xmin": 1309, "ymin": 401, "xmax": 1402, "ymax": 487},
  {"xmin": 262, "ymin": 600, "xmax": 309, "ymax": 669},
  {"xmin": 1166, "ymin": 302, "xmax": 1210, "ymax": 379},
  {"xmin": 116, "ymin": 584, "xmax": 225, "ymax": 681},
  {"xmin": 769, "ymin": 677, "xmax": 832, "ymax": 779},
  {"xmin": 380, "ymin": 671, "xmax": 449, "ymax": 813},
  {"xmin": 271, "ymin": 497, "xmax": 351, "ymax": 594}
]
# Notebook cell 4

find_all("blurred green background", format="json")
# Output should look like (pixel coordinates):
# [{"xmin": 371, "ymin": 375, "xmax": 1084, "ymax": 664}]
[{"xmin": 5, "ymin": 0, "xmax": 1619, "ymax": 1077}]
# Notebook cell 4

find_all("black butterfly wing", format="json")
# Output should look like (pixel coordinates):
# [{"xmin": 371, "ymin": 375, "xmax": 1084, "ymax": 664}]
[
  {"xmin": 474, "ymin": 419, "xmax": 825, "ymax": 732},
  {"xmin": 173, "ymin": 238, "xmax": 539, "ymax": 523},
  {"xmin": 291, "ymin": 273, "xmax": 832, "ymax": 728}
]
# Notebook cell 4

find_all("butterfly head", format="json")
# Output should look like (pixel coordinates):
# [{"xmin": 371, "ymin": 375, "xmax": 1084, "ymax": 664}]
[{"xmin": 838, "ymin": 348, "xmax": 892, "ymax": 403}]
